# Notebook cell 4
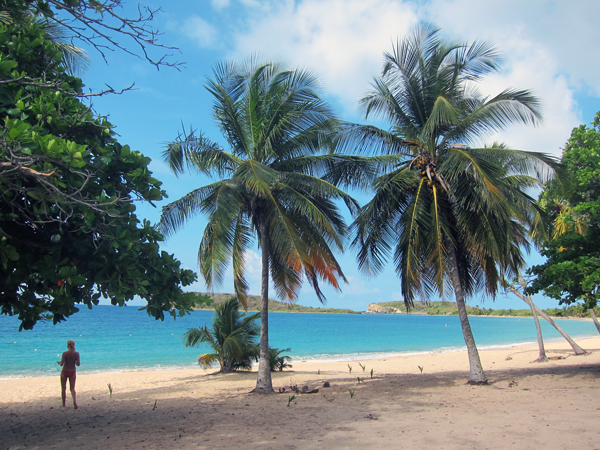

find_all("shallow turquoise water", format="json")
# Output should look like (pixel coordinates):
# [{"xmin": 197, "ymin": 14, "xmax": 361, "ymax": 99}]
[{"xmin": 0, "ymin": 305, "xmax": 596, "ymax": 378}]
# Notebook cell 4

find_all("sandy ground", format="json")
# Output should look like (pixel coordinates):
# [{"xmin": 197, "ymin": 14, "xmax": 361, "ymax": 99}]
[{"xmin": 1, "ymin": 336, "xmax": 599, "ymax": 450}]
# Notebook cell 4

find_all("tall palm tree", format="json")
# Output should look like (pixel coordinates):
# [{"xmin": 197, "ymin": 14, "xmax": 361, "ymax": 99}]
[
  {"xmin": 332, "ymin": 24, "xmax": 560, "ymax": 383},
  {"xmin": 183, "ymin": 297, "xmax": 260, "ymax": 372},
  {"xmin": 159, "ymin": 59, "xmax": 356, "ymax": 393}
]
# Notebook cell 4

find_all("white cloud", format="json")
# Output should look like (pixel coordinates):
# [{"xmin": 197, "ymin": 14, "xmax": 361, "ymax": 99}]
[
  {"xmin": 181, "ymin": 15, "xmax": 218, "ymax": 48},
  {"xmin": 423, "ymin": 0, "xmax": 586, "ymax": 156},
  {"xmin": 211, "ymin": 0, "xmax": 230, "ymax": 10},
  {"xmin": 227, "ymin": 0, "xmax": 418, "ymax": 114},
  {"xmin": 426, "ymin": 0, "xmax": 600, "ymax": 96},
  {"xmin": 242, "ymin": 249, "xmax": 262, "ymax": 274},
  {"xmin": 217, "ymin": 0, "xmax": 588, "ymax": 155}
]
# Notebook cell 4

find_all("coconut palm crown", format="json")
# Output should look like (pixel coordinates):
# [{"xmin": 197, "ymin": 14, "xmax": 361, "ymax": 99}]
[
  {"xmin": 331, "ymin": 24, "xmax": 561, "ymax": 383},
  {"xmin": 158, "ymin": 59, "xmax": 357, "ymax": 393}
]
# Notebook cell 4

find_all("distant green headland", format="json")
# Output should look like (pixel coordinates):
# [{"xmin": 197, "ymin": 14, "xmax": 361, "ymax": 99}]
[
  {"xmin": 186, "ymin": 292, "xmax": 597, "ymax": 318},
  {"xmin": 187, "ymin": 292, "xmax": 360, "ymax": 314},
  {"xmin": 366, "ymin": 301, "xmax": 597, "ymax": 318}
]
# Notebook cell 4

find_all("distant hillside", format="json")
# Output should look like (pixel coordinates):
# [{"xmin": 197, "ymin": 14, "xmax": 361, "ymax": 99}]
[
  {"xmin": 374, "ymin": 300, "xmax": 534, "ymax": 316},
  {"xmin": 191, "ymin": 292, "xmax": 360, "ymax": 314},
  {"xmin": 374, "ymin": 300, "xmax": 461, "ymax": 315},
  {"xmin": 372, "ymin": 301, "xmax": 600, "ymax": 318},
  {"xmin": 188, "ymin": 292, "xmax": 598, "ymax": 318}
]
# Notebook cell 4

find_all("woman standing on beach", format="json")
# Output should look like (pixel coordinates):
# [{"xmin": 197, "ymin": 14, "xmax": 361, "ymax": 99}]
[{"xmin": 57, "ymin": 340, "xmax": 80, "ymax": 409}]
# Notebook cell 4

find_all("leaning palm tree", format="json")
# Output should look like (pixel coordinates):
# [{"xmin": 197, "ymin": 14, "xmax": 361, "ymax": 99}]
[
  {"xmin": 183, "ymin": 297, "xmax": 260, "ymax": 372},
  {"xmin": 159, "ymin": 58, "xmax": 356, "ymax": 393},
  {"xmin": 332, "ymin": 24, "xmax": 561, "ymax": 384}
]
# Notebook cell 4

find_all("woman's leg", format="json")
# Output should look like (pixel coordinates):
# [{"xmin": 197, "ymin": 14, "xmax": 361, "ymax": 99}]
[
  {"xmin": 68, "ymin": 375, "xmax": 78, "ymax": 409},
  {"xmin": 60, "ymin": 374, "xmax": 67, "ymax": 407}
]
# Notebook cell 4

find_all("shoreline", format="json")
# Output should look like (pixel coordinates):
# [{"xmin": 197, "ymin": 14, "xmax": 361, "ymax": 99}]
[
  {"xmin": 2, "ymin": 331, "xmax": 598, "ymax": 381},
  {"xmin": 193, "ymin": 306, "xmax": 597, "ymax": 321},
  {"xmin": 1, "ymin": 336, "xmax": 599, "ymax": 449}
]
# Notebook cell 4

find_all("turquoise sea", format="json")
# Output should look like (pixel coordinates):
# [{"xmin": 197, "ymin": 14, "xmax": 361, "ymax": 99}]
[{"xmin": 1, "ymin": 305, "xmax": 597, "ymax": 379}]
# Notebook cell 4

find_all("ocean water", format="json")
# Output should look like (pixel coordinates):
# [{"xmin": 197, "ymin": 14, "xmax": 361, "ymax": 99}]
[{"xmin": 0, "ymin": 305, "xmax": 597, "ymax": 379}]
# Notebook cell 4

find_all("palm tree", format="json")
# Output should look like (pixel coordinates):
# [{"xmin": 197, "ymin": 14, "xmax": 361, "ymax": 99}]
[
  {"xmin": 183, "ymin": 297, "xmax": 260, "ymax": 372},
  {"xmin": 333, "ymin": 24, "xmax": 560, "ymax": 384},
  {"xmin": 159, "ymin": 59, "xmax": 356, "ymax": 393},
  {"xmin": 269, "ymin": 347, "xmax": 293, "ymax": 371}
]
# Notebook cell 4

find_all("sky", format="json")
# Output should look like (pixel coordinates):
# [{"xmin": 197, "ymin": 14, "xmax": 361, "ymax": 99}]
[{"xmin": 77, "ymin": 0, "xmax": 599, "ymax": 311}]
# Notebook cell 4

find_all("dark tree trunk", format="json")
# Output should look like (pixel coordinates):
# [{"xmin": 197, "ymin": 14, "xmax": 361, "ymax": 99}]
[
  {"xmin": 252, "ymin": 217, "xmax": 274, "ymax": 394},
  {"xmin": 506, "ymin": 285, "xmax": 586, "ymax": 355},
  {"xmin": 589, "ymin": 309, "xmax": 600, "ymax": 335},
  {"xmin": 446, "ymin": 238, "xmax": 487, "ymax": 384}
]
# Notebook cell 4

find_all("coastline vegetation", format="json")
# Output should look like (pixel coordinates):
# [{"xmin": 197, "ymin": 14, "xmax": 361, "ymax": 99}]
[
  {"xmin": 376, "ymin": 301, "xmax": 600, "ymax": 318},
  {"xmin": 188, "ymin": 292, "xmax": 598, "ymax": 318},
  {"xmin": 189, "ymin": 292, "xmax": 360, "ymax": 314}
]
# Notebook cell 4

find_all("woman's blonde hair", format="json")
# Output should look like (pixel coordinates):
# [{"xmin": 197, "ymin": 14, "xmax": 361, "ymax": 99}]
[{"xmin": 67, "ymin": 340, "xmax": 75, "ymax": 349}]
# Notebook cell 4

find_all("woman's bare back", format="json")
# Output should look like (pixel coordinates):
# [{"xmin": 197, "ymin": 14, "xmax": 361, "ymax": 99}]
[{"xmin": 61, "ymin": 350, "xmax": 80, "ymax": 371}]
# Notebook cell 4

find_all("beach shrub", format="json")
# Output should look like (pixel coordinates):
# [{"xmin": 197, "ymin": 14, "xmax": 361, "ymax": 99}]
[
  {"xmin": 182, "ymin": 297, "xmax": 260, "ymax": 372},
  {"xmin": 268, "ymin": 347, "xmax": 292, "ymax": 372}
]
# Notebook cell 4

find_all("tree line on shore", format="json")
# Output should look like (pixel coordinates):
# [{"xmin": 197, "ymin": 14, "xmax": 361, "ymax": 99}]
[
  {"xmin": 375, "ymin": 300, "xmax": 600, "ymax": 318},
  {"xmin": 187, "ymin": 291, "xmax": 599, "ymax": 318}
]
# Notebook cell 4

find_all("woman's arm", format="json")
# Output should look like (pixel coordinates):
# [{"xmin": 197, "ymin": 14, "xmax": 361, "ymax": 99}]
[
  {"xmin": 57, "ymin": 352, "xmax": 65, "ymax": 366},
  {"xmin": 76, "ymin": 352, "xmax": 80, "ymax": 367}
]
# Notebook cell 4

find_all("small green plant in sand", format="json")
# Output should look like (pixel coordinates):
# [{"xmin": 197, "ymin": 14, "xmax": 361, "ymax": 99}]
[
  {"xmin": 357, "ymin": 377, "xmax": 364, "ymax": 384},
  {"xmin": 370, "ymin": 368, "xmax": 374, "ymax": 378},
  {"xmin": 152, "ymin": 400, "xmax": 157, "ymax": 410},
  {"xmin": 287, "ymin": 395, "xmax": 296, "ymax": 407},
  {"xmin": 358, "ymin": 362, "xmax": 366, "ymax": 372},
  {"xmin": 348, "ymin": 364, "xmax": 352, "ymax": 373},
  {"xmin": 107, "ymin": 383, "xmax": 113, "ymax": 398},
  {"xmin": 418, "ymin": 366, "xmax": 424, "ymax": 374},
  {"xmin": 349, "ymin": 390, "xmax": 355, "ymax": 398}
]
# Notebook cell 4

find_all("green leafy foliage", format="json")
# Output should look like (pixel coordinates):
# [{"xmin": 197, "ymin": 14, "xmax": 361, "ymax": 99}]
[
  {"xmin": 2, "ymin": 1, "xmax": 180, "ymax": 69},
  {"xmin": 182, "ymin": 297, "xmax": 260, "ymax": 372},
  {"xmin": 268, "ymin": 347, "xmax": 292, "ymax": 372},
  {"xmin": 529, "ymin": 112, "xmax": 600, "ymax": 308},
  {"xmin": 183, "ymin": 292, "xmax": 214, "ymax": 309},
  {"xmin": 0, "ymin": 19, "xmax": 196, "ymax": 330}
]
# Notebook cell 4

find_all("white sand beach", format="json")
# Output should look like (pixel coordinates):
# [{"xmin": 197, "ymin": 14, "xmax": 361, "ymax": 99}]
[{"xmin": 1, "ymin": 336, "xmax": 599, "ymax": 449}]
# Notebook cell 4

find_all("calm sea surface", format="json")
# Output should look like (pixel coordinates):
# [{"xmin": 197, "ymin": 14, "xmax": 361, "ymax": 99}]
[{"xmin": 0, "ymin": 305, "xmax": 596, "ymax": 378}]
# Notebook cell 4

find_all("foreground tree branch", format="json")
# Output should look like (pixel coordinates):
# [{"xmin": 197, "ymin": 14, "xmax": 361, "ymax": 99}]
[
  {"xmin": 0, "ymin": 17, "xmax": 196, "ymax": 330},
  {"xmin": 4, "ymin": 0, "xmax": 181, "ymax": 69}
]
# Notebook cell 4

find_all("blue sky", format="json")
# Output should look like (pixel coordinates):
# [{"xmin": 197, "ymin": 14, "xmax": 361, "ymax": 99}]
[{"xmin": 78, "ymin": 0, "xmax": 599, "ymax": 311}]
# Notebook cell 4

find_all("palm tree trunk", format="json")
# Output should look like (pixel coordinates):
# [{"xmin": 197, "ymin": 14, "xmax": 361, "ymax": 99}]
[
  {"xmin": 527, "ymin": 296, "xmax": 548, "ymax": 362},
  {"xmin": 512, "ymin": 275, "xmax": 547, "ymax": 362},
  {"xmin": 589, "ymin": 308, "xmax": 600, "ymax": 335},
  {"xmin": 506, "ymin": 285, "xmax": 587, "ymax": 355},
  {"xmin": 253, "ymin": 216, "xmax": 274, "ymax": 394},
  {"xmin": 446, "ymin": 238, "xmax": 487, "ymax": 384}
]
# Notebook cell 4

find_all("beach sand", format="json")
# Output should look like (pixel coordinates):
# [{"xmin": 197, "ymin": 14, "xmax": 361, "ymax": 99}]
[{"xmin": 1, "ymin": 336, "xmax": 599, "ymax": 450}]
